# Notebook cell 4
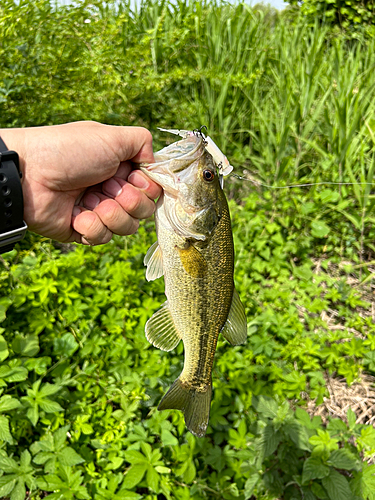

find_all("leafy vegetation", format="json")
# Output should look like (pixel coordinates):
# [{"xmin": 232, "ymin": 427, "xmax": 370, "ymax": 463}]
[
  {"xmin": 1, "ymin": 225, "xmax": 375, "ymax": 500},
  {"xmin": 288, "ymin": 0, "xmax": 375, "ymax": 28},
  {"xmin": 1, "ymin": 0, "xmax": 375, "ymax": 498}
]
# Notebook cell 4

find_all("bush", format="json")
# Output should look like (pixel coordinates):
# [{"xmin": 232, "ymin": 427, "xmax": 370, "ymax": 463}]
[{"xmin": 288, "ymin": 0, "xmax": 375, "ymax": 28}]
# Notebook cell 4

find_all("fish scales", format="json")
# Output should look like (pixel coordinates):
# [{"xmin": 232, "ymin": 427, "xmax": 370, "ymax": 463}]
[
  {"xmin": 160, "ymin": 187, "xmax": 234, "ymax": 390},
  {"xmin": 141, "ymin": 135, "xmax": 247, "ymax": 437}
]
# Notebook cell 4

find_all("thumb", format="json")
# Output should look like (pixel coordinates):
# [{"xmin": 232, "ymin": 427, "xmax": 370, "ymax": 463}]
[{"xmin": 114, "ymin": 126, "xmax": 155, "ymax": 164}]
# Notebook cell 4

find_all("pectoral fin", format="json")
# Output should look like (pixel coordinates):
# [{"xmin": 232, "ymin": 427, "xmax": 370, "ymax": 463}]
[
  {"xmin": 221, "ymin": 288, "xmax": 247, "ymax": 345},
  {"xmin": 145, "ymin": 301, "xmax": 181, "ymax": 351},
  {"xmin": 144, "ymin": 241, "xmax": 163, "ymax": 281},
  {"xmin": 177, "ymin": 244, "xmax": 207, "ymax": 278}
]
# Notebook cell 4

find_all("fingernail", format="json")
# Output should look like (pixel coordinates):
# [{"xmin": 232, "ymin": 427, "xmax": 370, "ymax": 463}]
[
  {"xmin": 72, "ymin": 206, "xmax": 82, "ymax": 217},
  {"xmin": 128, "ymin": 171, "xmax": 149, "ymax": 189},
  {"xmin": 84, "ymin": 193, "xmax": 100, "ymax": 210},
  {"xmin": 103, "ymin": 179, "xmax": 122, "ymax": 198},
  {"xmin": 82, "ymin": 237, "xmax": 94, "ymax": 246}
]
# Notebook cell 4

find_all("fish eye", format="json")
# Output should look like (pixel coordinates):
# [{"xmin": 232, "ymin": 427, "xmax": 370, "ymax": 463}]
[{"xmin": 203, "ymin": 169, "xmax": 215, "ymax": 182}]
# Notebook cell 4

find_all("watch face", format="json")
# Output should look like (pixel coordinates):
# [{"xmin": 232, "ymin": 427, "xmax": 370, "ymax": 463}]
[{"xmin": 0, "ymin": 141, "xmax": 25, "ymax": 251}]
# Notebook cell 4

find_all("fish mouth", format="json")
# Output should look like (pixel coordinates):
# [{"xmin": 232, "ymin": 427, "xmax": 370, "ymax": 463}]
[
  {"xmin": 140, "ymin": 164, "xmax": 178, "ymax": 196},
  {"xmin": 139, "ymin": 136, "xmax": 204, "ymax": 195}
]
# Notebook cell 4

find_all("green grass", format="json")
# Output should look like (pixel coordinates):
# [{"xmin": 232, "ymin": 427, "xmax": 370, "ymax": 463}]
[{"xmin": 1, "ymin": 0, "xmax": 375, "ymax": 499}]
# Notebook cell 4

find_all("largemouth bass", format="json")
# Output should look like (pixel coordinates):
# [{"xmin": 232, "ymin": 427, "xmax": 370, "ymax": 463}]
[{"xmin": 141, "ymin": 134, "xmax": 247, "ymax": 437}]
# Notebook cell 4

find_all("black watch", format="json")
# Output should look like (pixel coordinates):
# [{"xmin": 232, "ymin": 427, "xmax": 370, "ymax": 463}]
[{"xmin": 0, "ymin": 136, "xmax": 27, "ymax": 254}]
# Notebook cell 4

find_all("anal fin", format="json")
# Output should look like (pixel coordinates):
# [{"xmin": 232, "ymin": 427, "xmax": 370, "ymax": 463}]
[
  {"xmin": 221, "ymin": 288, "xmax": 247, "ymax": 345},
  {"xmin": 145, "ymin": 301, "xmax": 181, "ymax": 351}
]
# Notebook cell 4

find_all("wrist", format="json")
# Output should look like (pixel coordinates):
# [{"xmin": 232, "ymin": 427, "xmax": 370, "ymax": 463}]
[{"xmin": 0, "ymin": 128, "xmax": 26, "ymax": 179}]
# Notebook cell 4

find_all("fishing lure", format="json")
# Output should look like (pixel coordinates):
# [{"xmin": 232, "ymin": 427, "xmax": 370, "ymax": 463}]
[{"xmin": 158, "ymin": 127, "xmax": 233, "ymax": 188}]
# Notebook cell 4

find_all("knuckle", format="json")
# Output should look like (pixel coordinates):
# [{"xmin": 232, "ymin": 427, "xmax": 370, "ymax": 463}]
[
  {"xmin": 72, "ymin": 211, "xmax": 112, "ymax": 245},
  {"xmin": 125, "ymin": 190, "xmax": 143, "ymax": 214},
  {"xmin": 126, "ymin": 218, "xmax": 139, "ymax": 235},
  {"xmin": 136, "ymin": 127, "xmax": 153, "ymax": 143},
  {"xmin": 83, "ymin": 213, "xmax": 107, "ymax": 243},
  {"xmin": 145, "ymin": 201, "xmax": 156, "ymax": 217},
  {"xmin": 100, "ymin": 230, "xmax": 113, "ymax": 244},
  {"xmin": 103, "ymin": 201, "xmax": 122, "ymax": 226},
  {"xmin": 94, "ymin": 199, "xmax": 138, "ymax": 236},
  {"xmin": 86, "ymin": 120, "xmax": 100, "ymax": 127},
  {"xmin": 86, "ymin": 212, "xmax": 101, "ymax": 233}
]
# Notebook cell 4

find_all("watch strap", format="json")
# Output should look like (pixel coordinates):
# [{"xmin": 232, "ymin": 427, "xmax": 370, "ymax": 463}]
[{"xmin": 0, "ymin": 136, "xmax": 27, "ymax": 253}]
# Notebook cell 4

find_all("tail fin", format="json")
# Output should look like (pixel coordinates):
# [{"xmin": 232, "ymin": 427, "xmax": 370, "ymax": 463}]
[{"xmin": 158, "ymin": 378, "xmax": 212, "ymax": 437}]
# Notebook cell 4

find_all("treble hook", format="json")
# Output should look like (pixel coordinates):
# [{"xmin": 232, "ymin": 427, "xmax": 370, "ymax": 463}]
[{"xmin": 193, "ymin": 125, "xmax": 208, "ymax": 140}]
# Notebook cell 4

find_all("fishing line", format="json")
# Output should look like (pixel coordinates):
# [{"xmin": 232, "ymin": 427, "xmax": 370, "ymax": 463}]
[
  {"xmin": 157, "ymin": 128, "xmax": 375, "ymax": 190},
  {"xmin": 230, "ymin": 173, "xmax": 375, "ymax": 189}
]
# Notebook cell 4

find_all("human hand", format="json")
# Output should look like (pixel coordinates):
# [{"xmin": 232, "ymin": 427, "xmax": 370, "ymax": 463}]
[{"xmin": 0, "ymin": 121, "xmax": 161, "ymax": 245}]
